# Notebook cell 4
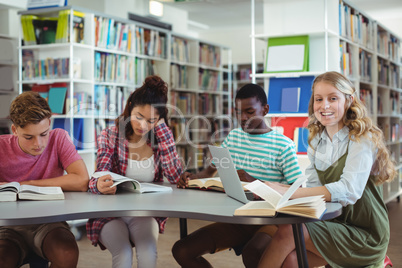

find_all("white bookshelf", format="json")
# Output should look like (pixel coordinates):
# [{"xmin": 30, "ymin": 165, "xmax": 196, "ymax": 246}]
[
  {"xmin": 17, "ymin": 6, "xmax": 232, "ymax": 174},
  {"xmin": 0, "ymin": 34, "xmax": 18, "ymax": 134},
  {"xmin": 251, "ymin": 0, "xmax": 402, "ymax": 203}
]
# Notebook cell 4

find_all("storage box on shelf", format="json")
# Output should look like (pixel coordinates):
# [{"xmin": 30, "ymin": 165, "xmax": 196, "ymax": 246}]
[
  {"xmin": 169, "ymin": 34, "xmax": 232, "ymax": 171},
  {"xmin": 250, "ymin": 0, "xmax": 402, "ymax": 199}
]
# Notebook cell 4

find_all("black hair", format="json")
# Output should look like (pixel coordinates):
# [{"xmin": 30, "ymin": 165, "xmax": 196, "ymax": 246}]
[{"xmin": 235, "ymin": 83, "xmax": 267, "ymax": 106}]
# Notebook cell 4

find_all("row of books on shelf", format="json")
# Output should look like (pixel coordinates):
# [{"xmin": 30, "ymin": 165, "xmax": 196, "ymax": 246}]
[
  {"xmin": 377, "ymin": 30, "xmax": 400, "ymax": 61},
  {"xmin": 94, "ymin": 119, "xmax": 115, "ymax": 146},
  {"xmin": 340, "ymin": 41, "xmax": 353, "ymax": 77},
  {"xmin": 171, "ymin": 118, "xmax": 224, "ymax": 145},
  {"xmin": 170, "ymin": 64, "xmax": 188, "ymax": 89},
  {"xmin": 198, "ymin": 93, "xmax": 221, "ymax": 115},
  {"xmin": 339, "ymin": 0, "xmax": 375, "ymax": 50},
  {"xmin": 95, "ymin": 16, "xmax": 134, "ymax": 52},
  {"xmin": 136, "ymin": 27, "xmax": 167, "ymax": 59},
  {"xmin": 199, "ymin": 69, "xmax": 221, "ymax": 91},
  {"xmin": 136, "ymin": 58, "xmax": 158, "ymax": 85},
  {"xmin": 21, "ymin": 11, "xmax": 85, "ymax": 45},
  {"xmin": 390, "ymin": 91, "xmax": 399, "ymax": 114},
  {"xmin": 23, "ymin": 53, "xmax": 81, "ymax": 80},
  {"xmin": 199, "ymin": 43, "xmax": 221, "ymax": 68},
  {"xmin": 359, "ymin": 49, "xmax": 372, "ymax": 82},
  {"xmin": 94, "ymin": 52, "xmax": 135, "ymax": 84},
  {"xmin": 94, "ymin": 86, "xmax": 128, "ymax": 116},
  {"xmin": 379, "ymin": 123, "xmax": 402, "ymax": 143},
  {"xmin": 377, "ymin": 59, "xmax": 399, "ymax": 87},
  {"xmin": 171, "ymin": 37, "xmax": 190, "ymax": 63},
  {"xmin": 171, "ymin": 92, "xmax": 197, "ymax": 115},
  {"xmin": 359, "ymin": 89, "xmax": 373, "ymax": 114}
]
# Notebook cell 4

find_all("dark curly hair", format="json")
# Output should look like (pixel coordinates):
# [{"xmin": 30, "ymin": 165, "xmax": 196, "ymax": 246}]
[{"xmin": 115, "ymin": 75, "xmax": 169, "ymax": 140}]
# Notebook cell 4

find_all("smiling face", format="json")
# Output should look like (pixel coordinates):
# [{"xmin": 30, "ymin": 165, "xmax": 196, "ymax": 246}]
[
  {"xmin": 313, "ymin": 81, "xmax": 348, "ymax": 136},
  {"xmin": 235, "ymin": 96, "xmax": 269, "ymax": 134},
  {"xmin": 130, "ymin": 104, "xmax": 160, "ymax": 138},
  {"xmin": 12, "ymin": 118, "xmax": 51, "ymax": 156}
]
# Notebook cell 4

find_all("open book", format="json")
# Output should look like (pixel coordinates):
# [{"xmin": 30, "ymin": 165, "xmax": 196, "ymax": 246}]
[
  {"xmin": 234, "ymin": 177, "xmax": 326, "ymax": 219},
  {"xmin": 0, "ymin": 182, "xmax": 65, "ymax": 202},
  {"xmin": 92, "ymin": 171, "xmax": 173, "ymax": 194},
  {"xmin": 188, "ymin": 177, "xmax": 249, "ymax": 192}
]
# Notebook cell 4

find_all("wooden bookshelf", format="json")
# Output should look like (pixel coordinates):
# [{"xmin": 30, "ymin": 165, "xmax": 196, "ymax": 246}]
[
  {"xmin": 250, "ymin": 0, "xmax": 402, "ymax": 203},
  {"xmin": 169, "ymin": 33, "xmax": 231, "ymax": 171}
]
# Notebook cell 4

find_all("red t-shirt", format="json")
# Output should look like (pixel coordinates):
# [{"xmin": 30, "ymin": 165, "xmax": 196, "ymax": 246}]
[{"xmin": 0, "ymin": 128, "xmax": 82, "ymax": 182}]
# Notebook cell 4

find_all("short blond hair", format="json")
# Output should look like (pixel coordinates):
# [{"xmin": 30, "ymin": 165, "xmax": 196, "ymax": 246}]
[{"xmin": 10, "ymin": 91, "xmax": 51, "ymax": 128}]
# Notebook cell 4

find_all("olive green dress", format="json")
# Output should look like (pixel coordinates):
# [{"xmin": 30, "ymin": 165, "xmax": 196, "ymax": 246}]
[{"xmin": 305, "ymin": 146, "xmax": 389, "ymax": 268}]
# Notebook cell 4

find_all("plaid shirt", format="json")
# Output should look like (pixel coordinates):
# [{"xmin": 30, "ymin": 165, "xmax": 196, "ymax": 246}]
[{"xmin": 86, "ymin": 122, "xmax": 183, "ymax": 249}]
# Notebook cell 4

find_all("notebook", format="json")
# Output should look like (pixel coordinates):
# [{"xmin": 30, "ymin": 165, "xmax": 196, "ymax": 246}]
[{"xmin": 208, "ymin": 145, "xmax": 250, "ymax": 204}]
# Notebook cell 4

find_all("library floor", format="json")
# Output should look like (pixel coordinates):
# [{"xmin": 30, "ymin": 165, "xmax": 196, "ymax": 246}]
[{"xmin": 22, "ymin": 198, "xmax": 402, "ymax": 268}]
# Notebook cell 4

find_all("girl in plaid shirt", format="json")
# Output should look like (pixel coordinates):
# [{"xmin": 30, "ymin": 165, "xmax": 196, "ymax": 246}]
[{"xmin": 86, "ymin": 75, "xmax": 183, "ymax": 268}]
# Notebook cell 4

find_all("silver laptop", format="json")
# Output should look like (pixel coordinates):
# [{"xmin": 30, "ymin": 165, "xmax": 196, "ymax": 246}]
[{"xmin": 208, "ymin": 145, "xmax": 250, "ymax": 204}]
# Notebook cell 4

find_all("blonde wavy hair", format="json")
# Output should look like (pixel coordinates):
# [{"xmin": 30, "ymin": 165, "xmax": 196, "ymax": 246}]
[{"xmin": 307, "ymin": 71, "xmax": 396, "ymax": 185}]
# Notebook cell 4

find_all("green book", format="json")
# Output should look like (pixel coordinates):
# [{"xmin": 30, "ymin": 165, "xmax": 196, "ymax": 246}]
[{"xmin": 48, "ymin": 87, "xmax": 68, "ymax": 114}]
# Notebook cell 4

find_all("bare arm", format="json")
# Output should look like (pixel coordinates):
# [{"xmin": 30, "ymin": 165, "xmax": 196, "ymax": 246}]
[
  {"xmin": 265, "ymin": 181, "xmax": 332, "ymax": 202},
  {"xmin": 20, "ymin": 159, "xmax": 89, "ymax": 192}
]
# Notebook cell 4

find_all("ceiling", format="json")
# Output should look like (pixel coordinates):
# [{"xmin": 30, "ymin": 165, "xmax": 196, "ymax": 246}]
[{"xmin": 158, "ymin": 0, "xmax": 402, "ymax": 32}]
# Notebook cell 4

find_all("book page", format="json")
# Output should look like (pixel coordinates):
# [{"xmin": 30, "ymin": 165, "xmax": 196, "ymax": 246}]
[
  {"xmin": 93, "ymin": 171, "xmax": 140, "ymax": 188},
  {"xmin": 19, "ymin": 185, "xmax": 63, "ymax": 195},
  {"xmin": 188, "ymin": 177, "xmax": 220, "ymax": 188},
  {"xmin": 139, "ymin": 183, "xmax": 173, "ymax": 193},
  {"xmin": 0, "ymin": 182, "xmax": 20, "ymax": 193},
  {"xmin": 245, "ymin": 180, "xmax": 282, "ymax": 207},
  {"xmin": 277, "ymin": 177, "xmax": 307, "ymax": 209},
  {"xmin": 234, "ymin": 201, "xmax": 276, "ymax": 217}
]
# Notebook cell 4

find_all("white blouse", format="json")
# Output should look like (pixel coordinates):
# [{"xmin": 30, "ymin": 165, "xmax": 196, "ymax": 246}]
[
  {"xmin": 125, "ymin": 155, "xmax": 155, "ymax": 182},
  {"xmin": 305, "ymin": 126, "xmax": 377, "ymax": 206}
]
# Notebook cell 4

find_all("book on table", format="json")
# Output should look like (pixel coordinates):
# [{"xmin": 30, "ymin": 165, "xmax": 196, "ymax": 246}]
[
  {"xmin": 0, "ymin": 182, "xmax": 65, "ymax": 202},
  {"xmin": 92, "ymin": 171, "xmax": 173, "ymax": 194},
  {"xmin": 234, "ymin": 177, "xmax": 326, "ymax": 219},
  {"xmin": 188, "ymin": 177, "xmax": 249, "ymax": 192}
]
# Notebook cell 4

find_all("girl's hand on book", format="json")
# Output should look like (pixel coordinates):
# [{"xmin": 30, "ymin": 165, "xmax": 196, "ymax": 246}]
[
  {"xmin": 264, "ymin": 181, "xmax": 288, "ymax": 195},
  {"xmin": 97, "ymin": 174, "xmax": 117, "ymax": 195}
]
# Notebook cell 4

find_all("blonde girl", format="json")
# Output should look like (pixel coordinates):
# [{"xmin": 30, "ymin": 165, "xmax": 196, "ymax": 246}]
[{"xmin": 258, "ymin": 71, "xmax": 396, "ymax": 268}]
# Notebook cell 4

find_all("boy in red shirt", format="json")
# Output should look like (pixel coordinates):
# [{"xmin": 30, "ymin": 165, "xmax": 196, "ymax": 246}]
[{"xmin": 0, "ymin": 91, "xmax": 89, "ymax": 267}]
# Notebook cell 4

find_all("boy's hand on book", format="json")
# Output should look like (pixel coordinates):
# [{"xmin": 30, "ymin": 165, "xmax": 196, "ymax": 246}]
[
  {"xmin": 237, "ymin": 170, "xmax": 256, "ymax": 182},
  {"xmin": 177, "ymin": 172, "xmax": 196, "ymax": 189},
  {"xmin": 97, "ymin": 174, "xmax": 117, "ymax": 195}
]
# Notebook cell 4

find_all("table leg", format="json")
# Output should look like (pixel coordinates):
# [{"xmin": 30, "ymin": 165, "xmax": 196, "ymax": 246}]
[
  {"xmin": 292, "ymin": 223, "xmax": 308, "ymax": 268},
  {"xmin": 179, "ymin": 218, "xmax": 188, "ymax": 239}
]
